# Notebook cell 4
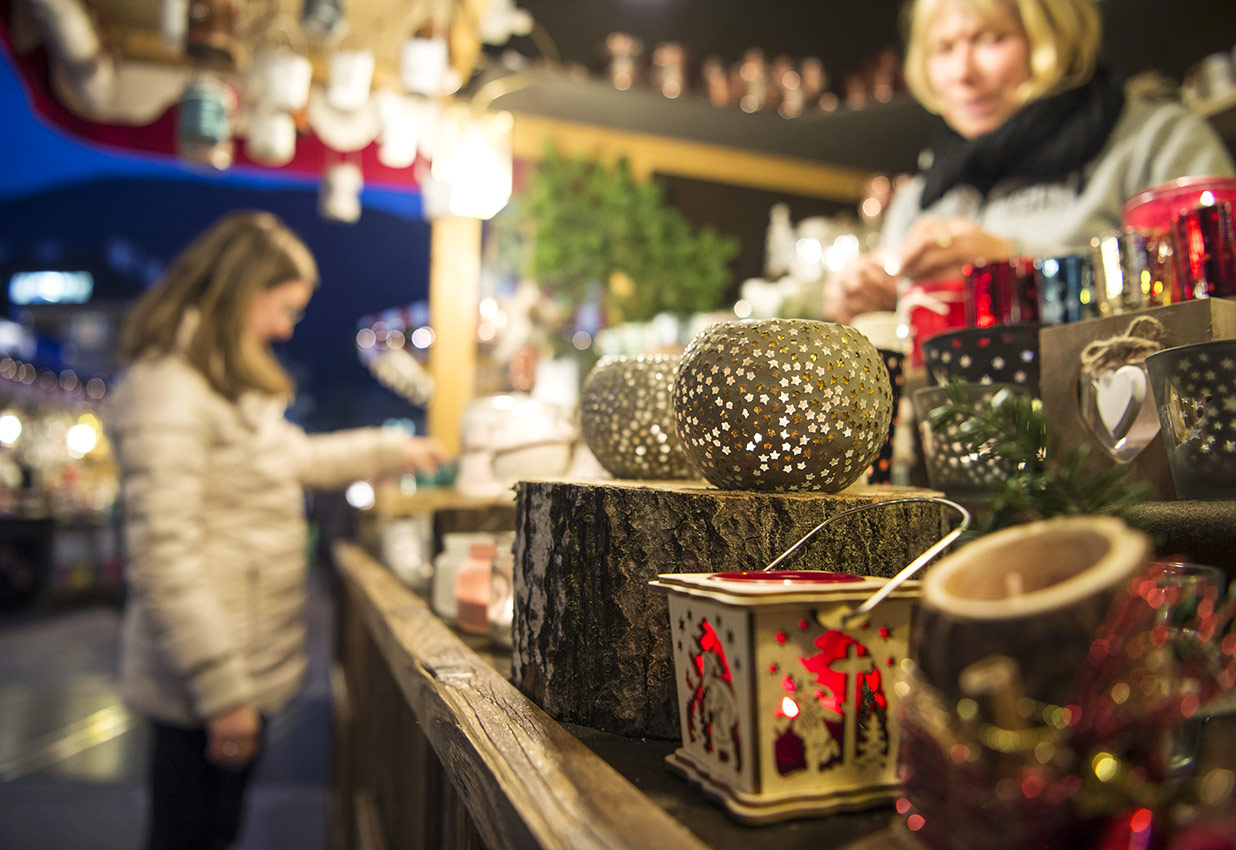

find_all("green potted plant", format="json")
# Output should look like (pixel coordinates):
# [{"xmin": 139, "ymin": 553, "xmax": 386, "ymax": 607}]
[{"xmin": 491, "ymin": 144, "xmax": 740, "ymax": 337}]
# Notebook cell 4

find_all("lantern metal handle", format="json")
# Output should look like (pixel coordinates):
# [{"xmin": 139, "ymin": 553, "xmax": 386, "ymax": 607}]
[{"xmin": 761, "ymin": 497, "xmax": 971, "ymax": 622}]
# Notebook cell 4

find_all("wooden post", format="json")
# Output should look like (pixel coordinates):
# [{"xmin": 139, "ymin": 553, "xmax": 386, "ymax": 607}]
[{"xmin": 427, "ymin": 215, "xmax": 481, "ymax": 455}]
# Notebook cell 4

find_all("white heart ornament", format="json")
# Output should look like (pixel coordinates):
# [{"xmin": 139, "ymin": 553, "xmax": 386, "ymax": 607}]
[
  {"xmin": 1079, "ymin": 362, "xmax": 1160, "ymax": 463},
  {"xmin": 1095, "ymin": 364, "xmax": 1146, "ymax": 436}
]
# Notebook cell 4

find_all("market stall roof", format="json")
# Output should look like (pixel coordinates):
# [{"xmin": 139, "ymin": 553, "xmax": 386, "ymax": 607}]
[{"xmin": 5, "ymin": 0, "xmax": 1233, "ymax": 192}]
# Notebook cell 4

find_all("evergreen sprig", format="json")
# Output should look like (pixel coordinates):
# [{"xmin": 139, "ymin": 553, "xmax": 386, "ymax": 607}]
[{"xmin": 926, "ymin": 379, "xmax": 1151, "ymax": 536}]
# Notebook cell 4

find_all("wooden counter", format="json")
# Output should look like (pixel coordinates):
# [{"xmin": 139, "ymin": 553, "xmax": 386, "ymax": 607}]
[{"xmin": 330, "ymin": 541, "xmax": 899, "ymax": 850}]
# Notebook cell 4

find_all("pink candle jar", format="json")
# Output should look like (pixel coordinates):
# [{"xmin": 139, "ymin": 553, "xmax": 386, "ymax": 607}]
[{"xmin": 455, "ymin": 539, "xmax": 499, "ymax": 636}]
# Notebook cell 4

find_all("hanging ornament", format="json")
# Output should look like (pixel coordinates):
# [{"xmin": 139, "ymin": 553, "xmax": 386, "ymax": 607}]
[
  {"xmin": 246, "ymin": 106, "xmax": 296, "ymax": 166},
  {"xmin": 1076, "ymin": 315, "xmax": 1165, "ymax": 463},
  {"xmin": 306, "ymin": 88, "xmax": 381, "ymax": 151},
  {"xmin": 250, "ymin": 21, "xmax": 313, "ymax": 113},
  {"xmin": 176, "ymin": 74, "xmax": 236, "ymax": 169},
  {"xmin": 300, "ymin": 0, "xmax": 346, "ymax": 41},
  {"xmin": 319, "ymin": 161, "xmax": 363, "ymax": 222},
  {"xmin": 185, "ymin": 0, "xmax": 240, "ymax": 66},
  {"xmin": 374, "ymin": 90, "xmax": 424, "ymax": 169},
  {"xmin": 327, "ymin": 48, "xmax": 375, "ymax": 111}
]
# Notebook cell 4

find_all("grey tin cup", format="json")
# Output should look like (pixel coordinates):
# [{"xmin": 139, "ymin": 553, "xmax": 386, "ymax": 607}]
[{"xmin": 1145, "ymin": 339, "xmax": 1236, "ymax": 500}]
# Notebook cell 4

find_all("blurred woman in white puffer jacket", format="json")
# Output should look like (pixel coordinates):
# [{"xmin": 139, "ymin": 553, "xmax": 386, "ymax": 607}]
[{"xmin": 107, "ymin": 210, "xmax": 445, "ymax": 850}]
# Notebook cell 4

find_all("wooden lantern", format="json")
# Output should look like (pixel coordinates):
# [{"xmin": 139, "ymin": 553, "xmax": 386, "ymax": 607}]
[{"xmin": 651, "ymin": 570, "xmax": 920, "ymax": 823}]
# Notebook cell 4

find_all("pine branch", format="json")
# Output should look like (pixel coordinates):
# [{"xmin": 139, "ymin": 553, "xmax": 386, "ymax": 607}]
[{"xmin": 926, "ymin": 379, "xmax": 1151, "ymax": 537}]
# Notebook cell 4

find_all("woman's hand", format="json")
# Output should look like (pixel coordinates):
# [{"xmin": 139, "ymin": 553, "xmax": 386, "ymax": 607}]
[
  {"xmin": 825, "ymin": 251, "xmax": 900, "ymax": 325},
  {"xmin": 207, "ymin": 703, "xmax": 261, "ymax": 768},
  {"xmin": 898, "ymin": 217, "xmax": 1014, "ymax": 283},
  {"xmin": 401, "ymin": 436, "xmax": 449, "ymax": 474}
]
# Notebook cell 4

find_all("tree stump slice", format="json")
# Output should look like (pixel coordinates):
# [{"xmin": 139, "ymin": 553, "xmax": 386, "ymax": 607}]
[{"xmin": 511, "ymin": 478, "xmax": 949, "ymax": 739}]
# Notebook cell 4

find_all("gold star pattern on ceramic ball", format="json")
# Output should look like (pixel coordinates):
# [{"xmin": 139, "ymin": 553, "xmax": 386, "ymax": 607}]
[{"xmin": 671, "ymin": 319, "xmax": 893, "ymax": 492}]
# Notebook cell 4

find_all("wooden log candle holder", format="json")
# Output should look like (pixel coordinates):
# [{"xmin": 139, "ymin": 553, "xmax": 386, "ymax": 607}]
[
  {"xmin": 511, "ymin": 478, "xmax": 949, "ymax": 739},
  {"xmin": 900, "ymin": 515, "xmax": 1153, "ymax": 850}
]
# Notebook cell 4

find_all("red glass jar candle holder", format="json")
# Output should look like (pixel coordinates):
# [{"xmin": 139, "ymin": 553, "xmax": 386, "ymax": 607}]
[
  {"xmin": 897, "ymin": 277, "xmax": 968, "ymax": 368},
  {"xmin": 965, "ymin": 258, "xmax": 1039, "ymax": 328},
  {"xmin": 1171, "ymin": 201, "xmax": 1236, "ymax": 300},
  {"xmin": 1122, "ymin": 175, "xmax": 1236, "ymax": 234}
]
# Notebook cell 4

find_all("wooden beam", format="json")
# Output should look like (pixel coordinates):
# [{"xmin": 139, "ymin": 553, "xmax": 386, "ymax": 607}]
[
  {"xmin": 511, "ymin": 112, "xmax": 872, "ymax": 201},
  {"xmin": 427, "ymin": 215, "xmax": 481, "ymax": 455}
]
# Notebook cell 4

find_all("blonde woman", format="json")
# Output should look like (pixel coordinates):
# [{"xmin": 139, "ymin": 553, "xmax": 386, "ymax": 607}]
[
  {"xmin": 828, "ymin": 0, "xmax": 1235, "ymax": 323},
  {"xmin": 108, "ymin": 210, "xmax": 445, "ymax": 850}
]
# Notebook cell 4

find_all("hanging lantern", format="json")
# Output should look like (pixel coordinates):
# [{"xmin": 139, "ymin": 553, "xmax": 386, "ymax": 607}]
[
  {"xmin": 328, "ymin": 49, "xmax": 375, "ymax": 112},
  {"xmin": 177, "ymin": 74, "xmax": 236, "ymax": 169},
  {"xmin": 375, "ymin": 90, "xmax": 423, "ymax": 169},
  {"xmin": 185, "ymin": 0, "xmax": 240, "ymax": 67},
  {"xmin": 319, "ymin": 162, "xmax": 363, "ymax": 222},
  {"xmin": 246, "ymin": 107, "xmax": 296, "ymax": 167},
  {"xmin": 252, "ymin": 39, "xmax": 313, "ymax": 113},
  {"xmin": 476, "ymin": 0, "xmax": 533, "ymax": 45},
  {"xmin": 401, "ymin": 27, "xmax": 450, "ymax": 96},
  {"xmin": 300, "ymin": 0, "xmax": 345, "ymax": 41},
  {"xmin": 431, "ymin": 108, "xmax": 513, "ymax": 220},
  {"xmin": 161, "ymin": 0, "xmax": 190, "ymax": 49}
]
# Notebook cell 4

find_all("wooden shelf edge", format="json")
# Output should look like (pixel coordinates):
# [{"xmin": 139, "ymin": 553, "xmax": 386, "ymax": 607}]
[
  {"xmin": 511, "ymin": 112, "xmax": 874, "ymax": 202},
  {"xmin": 332, "ymin": 540, "xmax": 712, "ymax": 850}
]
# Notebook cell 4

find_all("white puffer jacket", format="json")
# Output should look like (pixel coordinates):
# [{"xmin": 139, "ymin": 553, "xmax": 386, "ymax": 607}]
[{"xmin": 107, "ymin": 351, "xmax": 409, "ymax": 726}]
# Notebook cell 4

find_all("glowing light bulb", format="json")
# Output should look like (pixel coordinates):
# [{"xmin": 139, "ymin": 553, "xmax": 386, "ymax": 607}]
[
  {"xmin": 0, "ymin": 413, "xmax": 21, "ymax": 445},
  {"xmin": 345, "ymin": 480, "xmax": 376, "ymax": 510},
  {"xmin": 66, "ymin": 423, "xmax": 98, "ymax": 456},
  {"xmin": 780, "ymin": 696, "xmax": 800, "ymax": 718},
  {"xmin": 410, "ymin": 326, "xmax": 436, "ymax": 349}
]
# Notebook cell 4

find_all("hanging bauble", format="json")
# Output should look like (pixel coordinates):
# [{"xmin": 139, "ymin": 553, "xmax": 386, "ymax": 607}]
[
  {"xmin": 580, "ymin": 354, "xmax": 695, "ymax": 480},
  {"xmin": 671, "ymin": 318, "xmax": 892, "ymax": 492}
]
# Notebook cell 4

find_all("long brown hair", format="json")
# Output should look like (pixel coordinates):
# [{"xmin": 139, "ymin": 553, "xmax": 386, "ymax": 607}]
[{"xmin": 119, "ymin": 210, "xmax": 319, "ymax": 400}]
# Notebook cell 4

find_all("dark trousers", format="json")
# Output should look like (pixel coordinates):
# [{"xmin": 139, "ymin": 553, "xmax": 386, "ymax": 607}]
[{"xmin": 145, "ymin": 721, "xmax": 265, "ymax": 850}]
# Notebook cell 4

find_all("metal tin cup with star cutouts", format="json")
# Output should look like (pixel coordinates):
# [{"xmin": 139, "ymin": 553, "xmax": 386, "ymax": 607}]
[
  {"xmin": 671, "ymin": 319, "xmax": 893, "ymax": 492},
  {"xmin": 921, "ymin": 323, "xmax": 1042, "ymax": 396},
  {"xmin": 579, "ymin": 354, "xmax": 696, "ymax": 480},
  {"xmin": 1145, "ymin": 339, "xmax": 1236, "ymax": 500}
]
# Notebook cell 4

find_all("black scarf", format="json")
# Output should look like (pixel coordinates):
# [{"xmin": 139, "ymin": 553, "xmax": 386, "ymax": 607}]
[{"xmin": 919, "ymin": 68, "xmax": 1126, "ymax": 209}]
